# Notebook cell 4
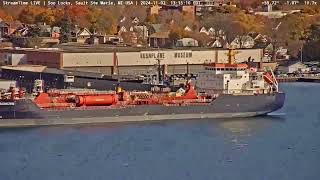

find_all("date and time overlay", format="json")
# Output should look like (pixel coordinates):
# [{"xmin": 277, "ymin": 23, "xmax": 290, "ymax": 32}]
[{"xmin": 1, "ymin": 0, "xmax": 319, "ymax": 6}]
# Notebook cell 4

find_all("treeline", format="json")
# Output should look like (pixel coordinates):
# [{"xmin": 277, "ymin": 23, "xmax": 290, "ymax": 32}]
[{"xmin": 1, "ymin": 4, "xmax": 320, "ymax": 61}]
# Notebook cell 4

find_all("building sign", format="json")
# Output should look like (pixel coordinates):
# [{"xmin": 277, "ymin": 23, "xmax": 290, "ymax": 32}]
[
  {"xmin": 174, "ymin": 52, "xmax": 192, "ymax": 58},
  {"xmin": 140, "ymin": 51, "xmax": 193, "ymax": 59},
  {"xmin": 140, "ymin": 52, "xmax": 165, "ymax": 59}
]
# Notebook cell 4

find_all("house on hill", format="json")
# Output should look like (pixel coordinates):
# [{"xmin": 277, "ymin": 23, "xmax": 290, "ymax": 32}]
[
  {"xmin": 176, "ymin": 38, "xmax": 198, "ymax": 47},
  {"xmin": 148, "ymin": 24, "xmax": 163, "ymax": 35},
  {"xmin": 0, "ymin": 21, "xmax": 9, "ymax": 39},
  {"xmin": 0, "ymin": 21, "xmax": 23, "ymax": 38},
  {"xmin": 184, "ymin": 26, "xmax": 192, "ymax": 32},
  {"xmin": 277, "ymin": 61, "xmax": 309, "ymax": 74},
  {"xmin": 208, "ymin": 38, "xmax": 229, "ymax": 48},
  {"xmin": 149, "ymin": 31, "xmax": 170, "ymax": 48},
  {"xmin": 230, "ymin": 35, "xmax": 255, "ymax": 49},
  {"xmin": 73, "ymin": 28, "xmax": 92, "ymax": 43},
  {"xmin": 199, "ymin": 27, "xmax": 209, "ymax": 35}
]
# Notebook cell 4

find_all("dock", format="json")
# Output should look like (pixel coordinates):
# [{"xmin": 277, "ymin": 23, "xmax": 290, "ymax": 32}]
[{"xmin": 277, "ymin": 76, "xmax": 320, "ymax": 83}]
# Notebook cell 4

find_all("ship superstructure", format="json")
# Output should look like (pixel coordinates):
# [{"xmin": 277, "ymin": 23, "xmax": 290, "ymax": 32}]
[{"xmin": 196, "ymin": 49, "xmax": 278, "ymax": 95}]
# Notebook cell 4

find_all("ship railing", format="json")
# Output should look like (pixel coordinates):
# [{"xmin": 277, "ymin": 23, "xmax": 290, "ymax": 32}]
[
  {"xmin": 198, "ymin": 88, "xmax": 272, "ymax": 95},
  {"xmin": 48, "ymin": 89, "xmax": 115, "ymax": 95}
]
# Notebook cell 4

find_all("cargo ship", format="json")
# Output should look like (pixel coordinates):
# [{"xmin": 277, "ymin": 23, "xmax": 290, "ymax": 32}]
[{"xmin": 0, "ymin": 50, "xmax": 285, "ymax": 123}]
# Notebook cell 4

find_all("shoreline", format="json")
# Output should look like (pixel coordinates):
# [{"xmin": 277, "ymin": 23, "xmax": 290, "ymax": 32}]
[{"xmin": 277, "ymin": 77, "xmax": 320, "ymax": 83}]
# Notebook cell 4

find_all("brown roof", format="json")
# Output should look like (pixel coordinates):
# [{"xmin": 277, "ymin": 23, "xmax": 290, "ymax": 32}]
[{"xmin": 149, "ymin": 32, "xmax": 169, "ymax": 39}]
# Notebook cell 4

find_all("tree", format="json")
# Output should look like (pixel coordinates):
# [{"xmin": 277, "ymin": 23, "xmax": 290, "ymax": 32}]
[
  {"xmin": 65, "ymin": 6, "xmax": 90, "ymax": 27},
  {"xmin": 168, "ymin": 26, "xmax": 190, "ymax": 46},
  {"xmin": 35, "ymin": 9, "xmax": 56, "ymax": 26},
  {"xmin": 262, "ymin": 13, "xmax": 315, "ymax": 60},
  {"xmin": 238, "ymin": 0, "xmax": 261, "ymax": 8},
  {"xmin": 87, "ymin": 8, "xmax": 117, "ymax": 35},
  {"xmin": 202, "ymin": 13, "xmax": 246, "ymax": 45},
  {"xmin": 145, "ymin": 14, "xmax": 157, "ymax": 24},
  {"xmin": 59, "ymin": 12, "xmax": 72, "ymax": 44},
  {"xmin": 18, "ymin": 6, "xmax": 44, "ymax": 24},
  {"xmin": 121, "ymin": 6, "xmax": 147, "ymax": 21},
  {"xmin": 303, "ymin": 23, "xmax": 320, "ymax": 61},
  {"xmin": 24, "ymin": 26, "xmax": 42, "ymax": 48},
  {"xmin": 191, "ymin": 32, "xmax": 211, "ymax": 47},
  {"xmin": 159, "ymin": 11, "xmax": 199, "ymax": 30},
  {"xmin": 25, "ymin": 37, "xmax": 42, "ymax": 48},
  {"xmin": 0, "ymin": 10, "xmax": 13, "ymax": 22},
  {"xmin": 26, "ymin": 26, "xmax": 41, "ymax": 37}
]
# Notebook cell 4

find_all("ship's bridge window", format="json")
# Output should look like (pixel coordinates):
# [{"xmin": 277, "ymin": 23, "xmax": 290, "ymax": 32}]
[{"xmin": 217, "ymin": 68, "xmax": 220, "ymax": 71}]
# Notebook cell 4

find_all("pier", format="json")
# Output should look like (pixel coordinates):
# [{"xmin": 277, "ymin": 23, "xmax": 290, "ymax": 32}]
[{"xmin": 276, "ymin": 76, "xmax": 320, "ymax": 83}]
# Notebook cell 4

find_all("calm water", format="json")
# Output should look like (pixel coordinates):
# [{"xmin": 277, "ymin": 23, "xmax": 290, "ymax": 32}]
[{"xmin": 0, "ymin": 83, "xmax": 319, "ymax": 180}]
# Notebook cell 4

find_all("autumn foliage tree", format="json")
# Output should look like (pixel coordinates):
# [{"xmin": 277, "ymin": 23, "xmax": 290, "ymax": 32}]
[
  {"xmin": 87, "ymin": 7, "xmax": 117, "ymax": 35},
  {"xmin": 35, "ymin": 9, "xmax": 56, "ymax": 26},
  {"xmin": 169, "ymin": 26, "xmax": 191, "ymax": 46},
  {"xmin": 18, "ymin": 6, "xmax": 45, "ymax": 24},
  {"xmin": 64, "ymin": 6, "xmax": 90, "ymax": 27},
  {"xmin": 0, "ymin": 10, "xmax": 13, "ymax": 22},
  {"xmin": 191, "ymin": 32, "xmax": 211, "ymax": 47}
]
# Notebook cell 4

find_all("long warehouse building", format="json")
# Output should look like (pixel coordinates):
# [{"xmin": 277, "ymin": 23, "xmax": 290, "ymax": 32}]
[{"xmin": 0, "ymin": 47, "xmax": 264, "ymax": 75}]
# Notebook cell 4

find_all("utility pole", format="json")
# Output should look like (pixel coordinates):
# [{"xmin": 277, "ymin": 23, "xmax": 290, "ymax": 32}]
[{"xmin": 300, "ymin": 45, "xmax": 303, "ymax": 63}]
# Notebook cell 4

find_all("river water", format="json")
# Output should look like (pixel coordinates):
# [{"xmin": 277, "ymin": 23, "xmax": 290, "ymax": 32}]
[{"xmin": 0, "ymin": 83, "xmax": 319, "ymax": 180}]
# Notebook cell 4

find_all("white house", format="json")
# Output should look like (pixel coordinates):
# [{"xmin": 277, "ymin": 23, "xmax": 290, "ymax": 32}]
[
  {"xmin": 208, "ymin": 39, "xmax": 229, "ymax": 48},
  {"xmin": 199, "ymin": 27, "xmax": 209, "ymax": 35},
  {"xmin": 176, "ymin": 38, "xmax": 198, "ymax": 47},
  {"xmin": 132, "ymin": 17, "xmax": 140, "ymax": 24},
  {"xmin": 230, "ymin": 35, "xmax": 255, "ymax": 49},
  {"xmin": 118, "ymin": 26, "xmax": 127, "ymax": 35},
  {"xmin": 277, "ymin": 61, "xmax": 309, "ymax": 74},
  {"xmin": 184, "ymin": 26, "xmax": 192, "ymax": 32},
  {"xmin": 134, "ymin": 25, "xmax": 149, "ymax": 39},
  {"xmin": 209, "ymin": 39, "xmax": 222, "ymax": 48},
  {"xmin": 218, "ymin": 29, "xmax": 224, "ymax": 35},
  {"xmin": 208, "ymin": 27, "xmax": 215, "ymax": 36}
]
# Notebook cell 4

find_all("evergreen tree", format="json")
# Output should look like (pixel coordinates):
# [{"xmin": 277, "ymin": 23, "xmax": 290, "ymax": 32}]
[{"xmin": 59, "ymin": 12, "xmax": 72, "ymax": 44}]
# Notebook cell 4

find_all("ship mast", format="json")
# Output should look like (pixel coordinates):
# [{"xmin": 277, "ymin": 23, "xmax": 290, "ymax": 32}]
[
  {"xmin": 113, "ymin": 49, "xmax": 121, "ymax": 90},
  {"xmin": 156, "ymin": 47, "xmax": 163, "ymax": 85},
  {"xmin": 227, "ymin": 48, "xmax": 237, "ymax": 64}
]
